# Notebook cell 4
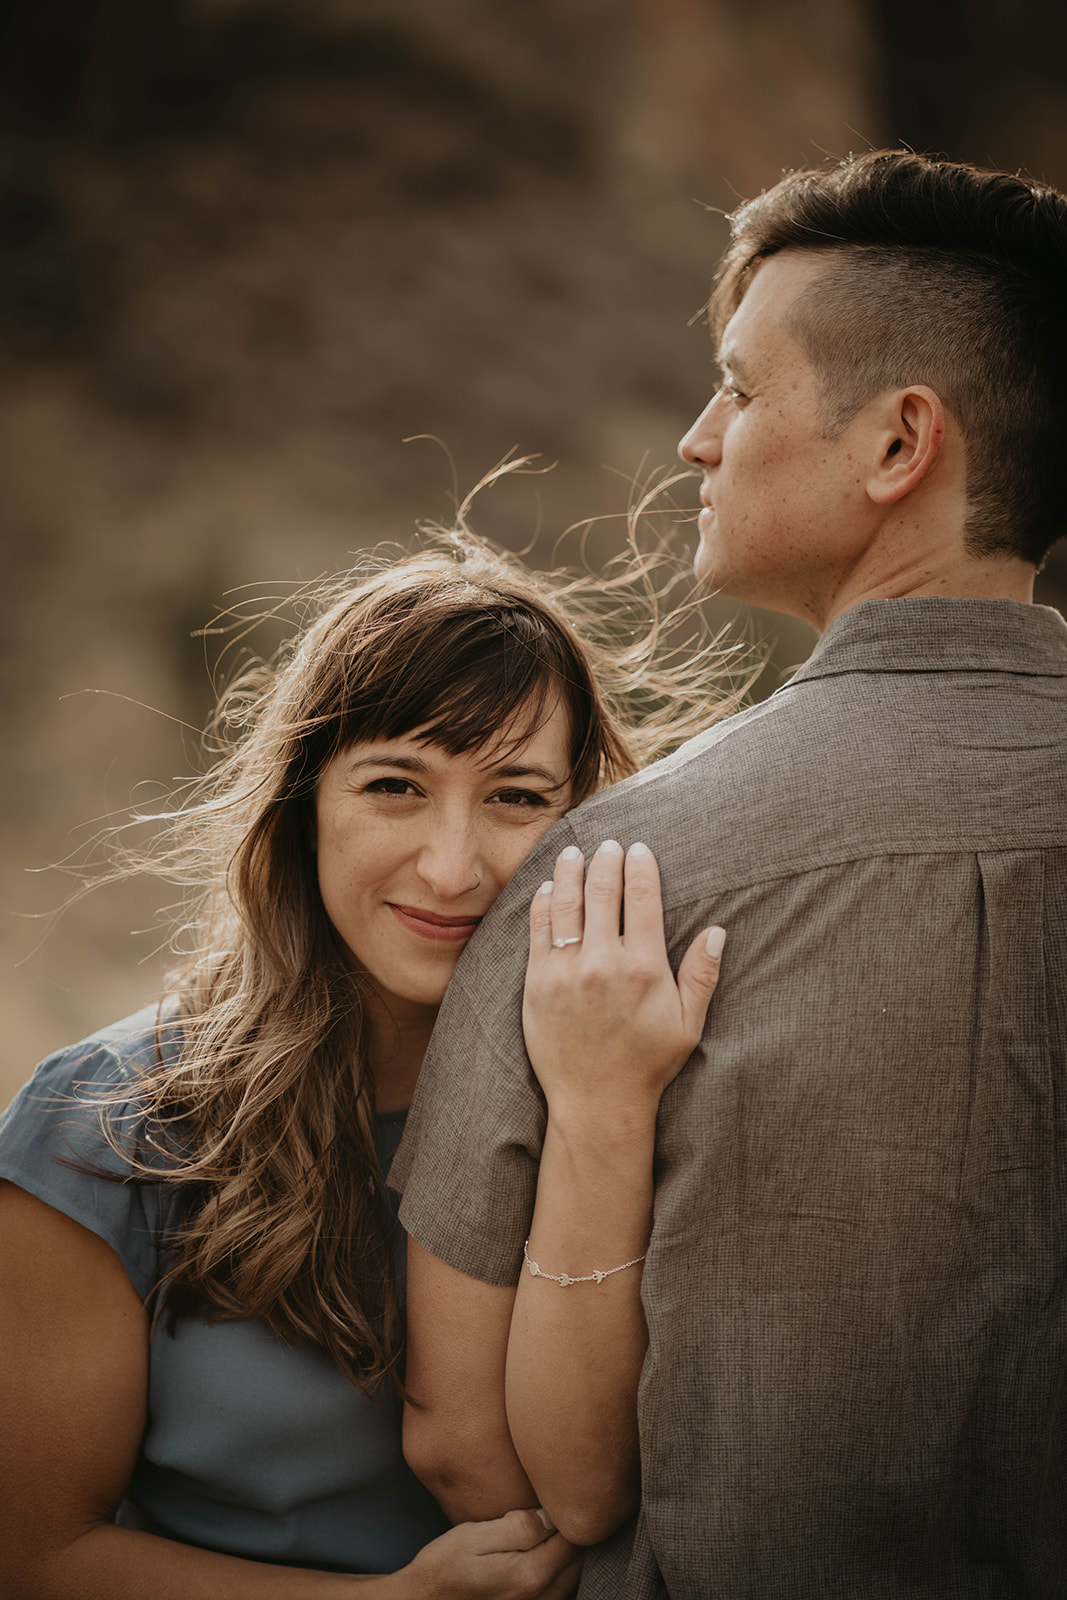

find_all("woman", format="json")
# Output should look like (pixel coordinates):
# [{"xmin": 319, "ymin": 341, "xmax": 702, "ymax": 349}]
[{"xmin": 0, "ymin": 533, "xmax": 731, "ymax": 1597}]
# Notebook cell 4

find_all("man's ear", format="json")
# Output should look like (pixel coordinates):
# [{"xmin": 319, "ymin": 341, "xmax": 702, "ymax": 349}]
[{"xmin": 866, "ymin": 386, "xmax": 945, "ymax": 506}]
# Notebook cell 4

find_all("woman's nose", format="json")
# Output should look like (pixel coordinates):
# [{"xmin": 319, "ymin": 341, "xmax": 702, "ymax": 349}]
[
  {"xmin": 678, "ymin": 395, "xmax": 725, "ymax": 466},
  {"xmin": 415, "ymin": 819, "xmax": 483, "ymax": 899}
]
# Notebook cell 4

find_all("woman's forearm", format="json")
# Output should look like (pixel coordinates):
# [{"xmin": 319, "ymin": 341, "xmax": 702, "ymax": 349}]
[
  {"xmin": 16, "ymin": 1512, "xmax": 580, "ymax": 1600},
  {"xmin": 504, "ymin": 1103, "xmax": 656, "ymax": 1547},
  {"xmin": 10, "ymin": 1522, "xmax": 394, "ymax": 1600},
  {"xmin": 512, "ymin": 839, "xmax": 723, "ymax": 1548}
]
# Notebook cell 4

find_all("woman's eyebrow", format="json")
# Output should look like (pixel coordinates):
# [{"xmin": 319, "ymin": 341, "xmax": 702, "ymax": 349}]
[
  {"xmin": 491, "ymin": 763, "xmax": 563, "ymax": 783},
  {"xmin": 343, "ymin": 753, "xmax": 430, "ymax": 774},
  {"xmin": 343, "ymin": 753, "xmax": 564, "ymax": 785}
]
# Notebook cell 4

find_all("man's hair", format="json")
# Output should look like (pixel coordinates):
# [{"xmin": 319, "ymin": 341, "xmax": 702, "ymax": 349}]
[{"xmin": 711, "ymin": 150, "xmax": 1067, "ymax": 565}]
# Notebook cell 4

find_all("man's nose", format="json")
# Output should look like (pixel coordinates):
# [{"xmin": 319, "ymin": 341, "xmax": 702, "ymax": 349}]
[
  {"xmin": 415, "ymin": 819, "xmax": 483, "ymax": 899},
  {"xmin": 678, "ymin": 394, "xmax": 725, "ymax": 467}
]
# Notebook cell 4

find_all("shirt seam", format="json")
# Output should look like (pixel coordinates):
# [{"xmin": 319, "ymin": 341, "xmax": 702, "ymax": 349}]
[{"xmin": 569, "ymin": 834, "xmax": 1067, "ymax": 904}]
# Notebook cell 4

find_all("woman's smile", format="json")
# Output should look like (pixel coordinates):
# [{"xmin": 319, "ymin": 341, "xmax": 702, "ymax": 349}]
[{"xmin": 388, "ymin": 903, "xmax": 484, "ymax": 942}]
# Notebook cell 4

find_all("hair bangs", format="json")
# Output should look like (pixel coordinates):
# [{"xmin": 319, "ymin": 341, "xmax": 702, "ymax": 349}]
[
  {"xmin": 415, "ymin": 660, "xmax": 560, "ymax": 758},
  {"xmin": 332, "ymin": 601, "xmax": 574, "ymax": 763}
]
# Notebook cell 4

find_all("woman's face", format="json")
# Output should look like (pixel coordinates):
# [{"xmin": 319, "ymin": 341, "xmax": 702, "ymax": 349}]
[{"xmin": 313, "ymin": 699, "xmax": 573, "ymax": 1034}]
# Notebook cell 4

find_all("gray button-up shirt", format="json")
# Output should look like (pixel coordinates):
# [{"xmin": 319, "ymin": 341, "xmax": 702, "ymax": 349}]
[{"xmin": 395, "ymin": 596, "xmax": 1067, "ymax": 1598}]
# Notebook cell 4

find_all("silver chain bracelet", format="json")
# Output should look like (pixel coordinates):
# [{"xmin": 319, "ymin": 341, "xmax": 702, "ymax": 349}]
[{"xmin": 523, "ymin": 1238, "xmax": 647, "ymax": 1287}]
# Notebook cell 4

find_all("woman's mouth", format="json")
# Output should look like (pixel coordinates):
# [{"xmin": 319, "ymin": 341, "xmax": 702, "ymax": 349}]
[{"xmin": 389, "ymin": 904, "xmax": 483, "ymax": 942}]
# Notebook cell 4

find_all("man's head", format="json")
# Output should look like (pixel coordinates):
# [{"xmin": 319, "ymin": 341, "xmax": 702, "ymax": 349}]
[{"xmin": 681, "ymin": 151, "xmax": 1067, "ymax": 623}]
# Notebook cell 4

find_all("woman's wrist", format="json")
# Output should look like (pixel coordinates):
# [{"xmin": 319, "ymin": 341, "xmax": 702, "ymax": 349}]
[
  {"xmin": 544, "ymin": 1094, "xmax": 659, "ymax": 1158},
  {"xmin": 528, "ymin": 1119, "xmax": 654, "ymax": 1269}
]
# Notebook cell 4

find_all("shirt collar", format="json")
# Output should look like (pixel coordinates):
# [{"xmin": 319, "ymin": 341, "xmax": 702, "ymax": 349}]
[{"xmin": 789, "ymin": 597, "xmax": 1067, "ymax": 684}]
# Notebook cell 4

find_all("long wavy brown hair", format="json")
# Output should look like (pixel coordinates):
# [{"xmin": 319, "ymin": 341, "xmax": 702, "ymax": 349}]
[{"xmin": 102, "ymin": 520, "xmax": 751, "ymax": 1396}]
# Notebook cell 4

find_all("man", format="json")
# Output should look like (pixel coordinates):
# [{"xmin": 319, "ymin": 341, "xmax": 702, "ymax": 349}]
[{"xmin": 393, "ymin": 150, "xmax": 1067, "ymax": 1596}]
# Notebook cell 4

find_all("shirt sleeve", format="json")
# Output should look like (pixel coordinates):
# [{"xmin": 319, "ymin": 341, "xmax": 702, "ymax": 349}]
[
  {"xmin": 0, "ymin": 1010, "xmax": 181, "ymax": 1302},
  {"xmin": 393, "ymin": 819, "xmax": 581, "ymax": 1287}
]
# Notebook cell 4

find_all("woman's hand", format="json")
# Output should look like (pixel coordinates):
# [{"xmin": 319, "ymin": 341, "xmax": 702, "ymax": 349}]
[
  {"xmin": 397, "ymin": 1509, "xmax": 581, "ymax": 1598},
  {"xmin": 523, "ymin": 839, "xmax": 724, "ymax": 1120}
]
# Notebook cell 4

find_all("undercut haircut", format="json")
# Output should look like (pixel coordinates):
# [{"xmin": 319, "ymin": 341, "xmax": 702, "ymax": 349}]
[{"xmin": 710, "ymin": 150, "xmax": 1067, "ymax": 565}]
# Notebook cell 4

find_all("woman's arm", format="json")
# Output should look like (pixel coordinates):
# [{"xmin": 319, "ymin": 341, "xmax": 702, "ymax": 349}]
[
  {"xmin": 0, "ymin": 1181, "xmax": 579, "ymax": 1600},
  {"xmin": 506, "ymin": 840, "xmax": 723, "ymax": 1545}
]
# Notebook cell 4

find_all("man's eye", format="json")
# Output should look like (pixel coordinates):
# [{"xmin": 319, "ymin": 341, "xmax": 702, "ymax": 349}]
[{"xmin": 720, "ymin": 382, "xmax": 747, "ymax": 403}]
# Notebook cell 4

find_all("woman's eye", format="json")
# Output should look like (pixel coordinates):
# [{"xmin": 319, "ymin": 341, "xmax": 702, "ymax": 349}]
[
  {"xmin": 365, "ymin": 777, "xmax": 418, "ymax": 797},
  {"xmin": 493, "ymin": 788, "xmax": 549, "ymax": 808}
]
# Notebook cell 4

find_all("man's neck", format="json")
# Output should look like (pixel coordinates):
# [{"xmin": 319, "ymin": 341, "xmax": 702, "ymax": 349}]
[{"xmin": 813, "ymin": 552, "xmax": 1036, "ymax": 634}]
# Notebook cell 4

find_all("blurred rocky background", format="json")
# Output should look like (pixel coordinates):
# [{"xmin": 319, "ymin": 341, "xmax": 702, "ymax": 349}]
[{"xmin": 5, "ymin": 0, "xmax": 1067, "ymax": 1102}]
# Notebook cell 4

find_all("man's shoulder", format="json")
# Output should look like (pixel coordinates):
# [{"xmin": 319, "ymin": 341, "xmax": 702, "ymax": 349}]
[
  {"xmin": 565, "ymin": 683, "xmax": 837, "ymax": 884},
  {"xmin": 563, "ymin": 635, "xmax": 1067, "ymax": 902},
  {"xmin": 583, "ymin": 691, "xmax": 798, "ymax": 812}
]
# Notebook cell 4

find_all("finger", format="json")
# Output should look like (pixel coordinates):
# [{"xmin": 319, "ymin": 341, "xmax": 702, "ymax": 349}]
[
  {"xmin": 471, "ymin": 1506, "xmax": 557, "ymax": 1554},
  {"xmin": 529, "ymin": 877, "xmax": 556, "ymax": 965},
  {"xmin": 675, "ymin": 925, "xmax": 726, "ymax": 1040},
  {"xmin": 619, "ymin": 841, "xmax": 668, "ymax": 951},
  {"xmin": 549, "ymin": 844, "xmax": 585, "ymax": 948},
  {"xmin": 580, "ymin": 838, "xmax": 625, "ymax": 944},
  {"xmin": 505, "ymin": 1534, "xmax": 580, "ymax": 1594}
]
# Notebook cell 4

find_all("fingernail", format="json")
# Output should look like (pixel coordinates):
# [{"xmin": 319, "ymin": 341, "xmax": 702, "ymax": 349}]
[
  {"xmin": 534, "ymin": 1507, "xmax": 556, "ymax": 1533},
  {"xmin": 628, "ymin": 841, "xmax": 651, "ymax": 858},
  {"xmin": 705, "ymin": 926, "xmax": 726, "ymax": 959},
  {"xmin": 558, "ymin": 845, "xmax": 583, "ymax": 861},
  {"xmin": 539, "ymin": 880, "xmax": 554, "ymax": 896},
  {"xmin": 599, "ymin": 838, "xmax": 623, "ymax": 855}
]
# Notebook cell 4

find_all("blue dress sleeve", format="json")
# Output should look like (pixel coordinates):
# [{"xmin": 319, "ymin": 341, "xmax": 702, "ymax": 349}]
[{"xmin": 0, "ymin": 1007, "xmax": 183, "ymax": 1302}]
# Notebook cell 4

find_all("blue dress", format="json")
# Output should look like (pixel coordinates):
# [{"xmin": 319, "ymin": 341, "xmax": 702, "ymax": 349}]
[{"xmin": 0, "ymin": 1007, "xmax": 450, "ymax": 1573}]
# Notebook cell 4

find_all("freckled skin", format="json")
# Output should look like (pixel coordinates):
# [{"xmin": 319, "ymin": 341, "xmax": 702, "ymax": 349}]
[
  {"xmin": 313, "ymin": 707, "xmax": 573, "ymax": 1055},
  {"xmin": 678, "ymin": 250, "xmax": 1034, "ymax": 629},
  {"xmin": 679, "ymin": 253, "xmax": 875, "ymax": 626}
]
